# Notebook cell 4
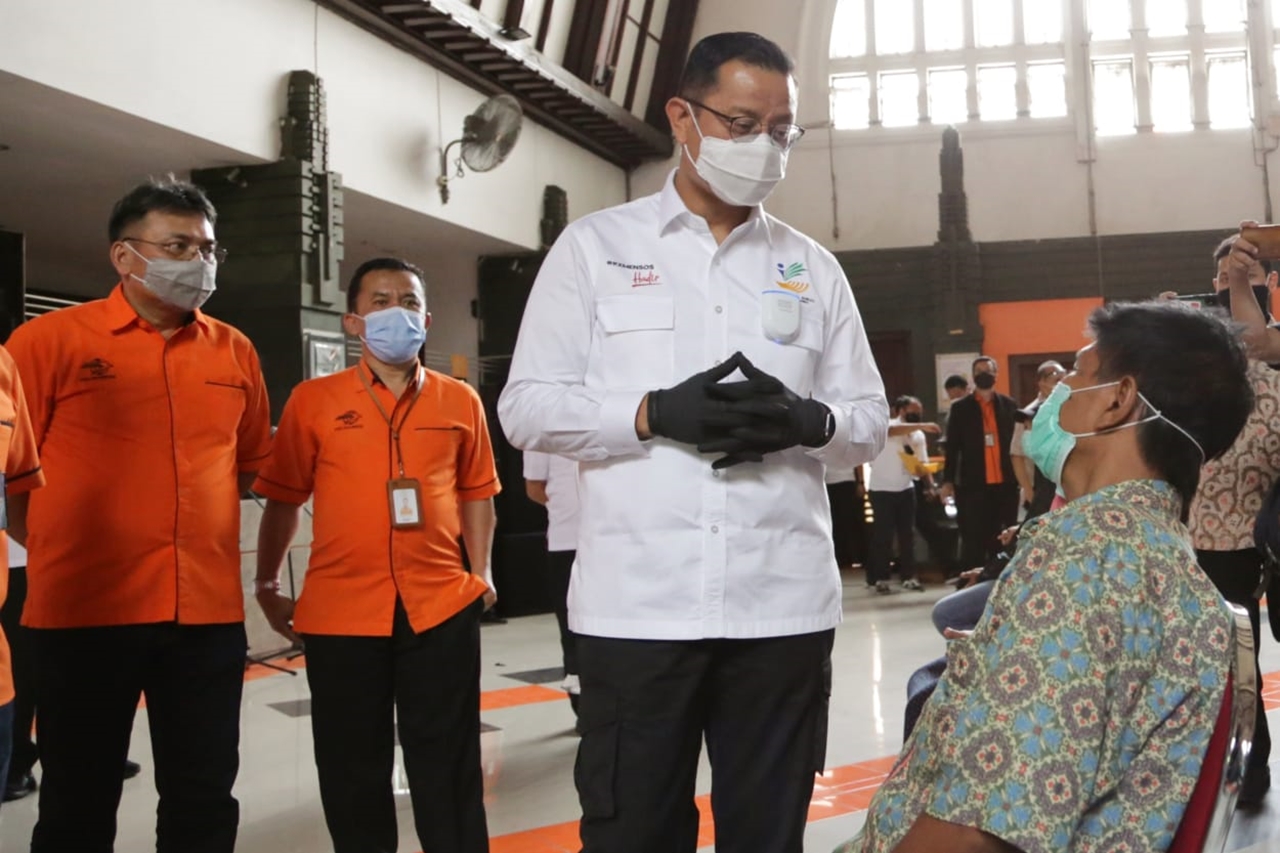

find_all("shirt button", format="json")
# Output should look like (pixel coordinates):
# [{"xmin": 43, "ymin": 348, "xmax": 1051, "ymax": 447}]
[
  {"xmin": 711, "ymin": 525, "xmax": 720, "ymax": 533},
  {"xmin": 715, "ymin": 305, "xmax": 723, "ymax": 314}
]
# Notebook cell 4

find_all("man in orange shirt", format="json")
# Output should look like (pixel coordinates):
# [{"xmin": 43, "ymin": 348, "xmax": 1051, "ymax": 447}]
[
  {"xmin": 254, "ymin": 258, "xmax": 499, "ymax": 853},
  {"xmin": 6, "ymin": 178, "xmax": 272, "ymax": 853}
]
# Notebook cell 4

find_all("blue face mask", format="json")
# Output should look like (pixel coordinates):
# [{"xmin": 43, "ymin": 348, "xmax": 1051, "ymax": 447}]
[
  {"xmin": 360, "ymin": 307, "xmax": 427, "ymax": 364},
  {"xmin": 1024, "ymin": 380, "xmax": 1206, "ymax": 487}
]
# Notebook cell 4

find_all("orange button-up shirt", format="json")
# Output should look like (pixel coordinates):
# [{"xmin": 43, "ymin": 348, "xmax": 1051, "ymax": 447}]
[
  {"xmin": 5, "ymin": 285, "xmax": 272, "ymax": 628},
  {"xmin": 977, "ymin": 393, "xmax": 1004, "ymax": 486},
  {"xmin": 254, "ymin": 364, "xmax": 501, "ymax": 637},
  {"xmin": 0, "ymin": 345, "xmax": 44, "ymax": 702}
]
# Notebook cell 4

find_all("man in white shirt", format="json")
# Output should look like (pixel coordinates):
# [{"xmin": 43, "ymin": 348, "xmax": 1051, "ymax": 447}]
[
  {"xmin": 498, "ymin": 31, "xmax": 888, "ymax": 853},
  {"xmin": 523, "ymin": 451, "xmax": 581, "ymax": 718},
  {"xmin": 866, "ymin": 396, "xmax": 939, "ymax": 594}
]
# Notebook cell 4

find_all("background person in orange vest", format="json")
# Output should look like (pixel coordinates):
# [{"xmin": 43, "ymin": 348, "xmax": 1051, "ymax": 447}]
[
  {"xmin": 6, "ymin": 178, "xmax": 272, "ymax": 853},
  {"xmin": 254, "ymin": 258, "xmax": 499, "ymax": 853}
]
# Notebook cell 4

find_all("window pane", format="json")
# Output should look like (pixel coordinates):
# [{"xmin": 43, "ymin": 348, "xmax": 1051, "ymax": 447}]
[
  {"xmin": 1027, "ymin": 61, "xmax": 1068, "ymax": 117},
  {"xmin": 924, "ymin": 0, "xmax": 965, "ymax": 50},
  {"xmin": 829, "ymin": 0, "xmax": 867, "ymax": 57},
  {"xmin": 1146, "ymin": 0, "xmax": 1187, "ymax": 36},
  {"xmin": 1088, "ymin": 0, "xmax": 1131, "ymax": 38},
  {"xmin": 1024, "ymin": 0, "xmax": 1063, "ymax": 43},
  {"xmin": 975, "ymin": 0, "xmax": 1014, "ymax": 46},
  {"xmin": 831, "ymin": 74, "xmax": 871, "ymax": 129},
  {"xmin": 1202, "ymin": 0, "xmax": 1245, "ymax": 32},
  {"xmin": 977, "ymin": 64, "xmax": 1017, "ymax": 119},
  {"xmin": 1093, "ymin": 60, "xmax": 1135, "ymax": 134},
  {"xmin": 929, "ymin": 68, "xmax": 969, "ymax": 124},
  {"xmin": 1150, "ymin": 55, "xmax": 1192, "ymax": 131},
  {"xmin": 879, "ymin": 71, "xmax": 920, "ymax": 126},
  {"xmin": 1207, "ymin": 53, "xmax": 1250, "ymax": 128},
  {"xmin": 875, "ymin": 0, "xmax": 914, "ymax": 54}
]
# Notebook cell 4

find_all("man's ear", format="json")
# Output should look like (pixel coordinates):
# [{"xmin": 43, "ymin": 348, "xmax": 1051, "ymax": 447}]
[{"xmin": 341, "ymin": 313, "xmax": 364, "ymax": 338}]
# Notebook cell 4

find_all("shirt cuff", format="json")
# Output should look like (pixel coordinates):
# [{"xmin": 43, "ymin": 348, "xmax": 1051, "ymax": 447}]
[
  {"xmin": 598, "ymin": 390, "xmax": 650, "ymax": 458},
  {"xmin": 252, "ymin": 475, "xmax": 311, "ymax": 505}
]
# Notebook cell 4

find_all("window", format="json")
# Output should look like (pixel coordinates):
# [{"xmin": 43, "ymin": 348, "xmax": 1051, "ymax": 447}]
[
  {"xmin": 874, "ymin": 0, "xmax": 914, "ymax": 54},
  {"xmin": 1088, "ymin": 0, "xmax": 1131, "ymax": 39},
  {"xmin": 829, "ymin": 0, "xmax": 866, "ymax": 58},
  {"xmin": 831, "ymin": 74, "xmax": 871, "ymax": 129},
  {"xmin": 1027, "ymin": 61, "xmax": 1068, "ymax": 117},
  {"xmin": 1025, "ymin": 0, "xmax": 1063, "ymax": 44},
  {"xmin": 879, "ymin": 70, "xmax": 920, "ymax": 126},
  {"xmin": 929, "ymin": 68, "xmax": 969, "ymax": 124},
  {"xmin": 1093, "ymin": 59, "xmax": 1136, "ymax": 134},
  {"xmin": 924, "ymin": 0, "xmax": 965, "ymax": 51},
  {"xmin": 1146, "ymin": 0, "xmax": 1187, "ymax": 37},
  {"xmin": 975, "ymin": 0, "xmax": 1014, "ymax": 47},
  {"xmin": 977, "ymin": 64, "xmax": 1018, "ymax": 119},
  {"xmin": 1202, "ymin": 0, "xmax": 1245, "ymax": 33},
  {"xmin": 1207, "ymin": 52, "xmax": 1250, "ymax": 128},
  {"xmin": 1149, "ymin": 54, "xmax": 1192, "ymax": 130}
]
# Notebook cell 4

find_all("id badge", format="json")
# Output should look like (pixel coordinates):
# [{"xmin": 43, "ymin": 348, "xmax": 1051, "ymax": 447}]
[
  {"xmin": 984, "ymin": 433, "xmax": 996, "ymax": 448},
  {"xmin": 388, "ymin": 478, "xmax": 423, "ymax": 529},
  {"xmin": 760, "ymin": 290, "xmax": 802, "ymax": 344}
]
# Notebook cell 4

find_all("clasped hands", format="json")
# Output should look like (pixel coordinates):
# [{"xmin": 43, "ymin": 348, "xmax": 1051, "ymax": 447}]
[{"xmin": 644, "ymin": 351, "xmax": 831, "ymax": 470}]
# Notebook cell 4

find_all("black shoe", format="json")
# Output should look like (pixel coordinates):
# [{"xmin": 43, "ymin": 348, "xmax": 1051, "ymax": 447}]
[
  {"xmin": 1238, "ymin": 764, "xmax": 1270, "ymax": 809},
  {"xmin": 3, "ymin": 772, "xmax": 35, "ymax": 802},
  {"xmin": 123, "ymin": 759, "xmax": 141, "ymax": 780},
  {"xmin": 479, "ymin": 610, "xmax": 507, "ymax": 625}
]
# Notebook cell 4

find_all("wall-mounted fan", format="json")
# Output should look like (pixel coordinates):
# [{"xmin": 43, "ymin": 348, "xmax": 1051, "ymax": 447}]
[{"xmin": 438, "ymin": 94, "xmax": 523, "ymax": 204}]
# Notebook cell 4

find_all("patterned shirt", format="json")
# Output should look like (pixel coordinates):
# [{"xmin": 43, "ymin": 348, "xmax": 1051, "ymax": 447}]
[
  {"xmin": 840, "ymin": 480, "xmax": 1233, "ymax": 853},
  {"xmin": 1188, "ymin": 360, "xmax": 1280, "ymax": 552}
]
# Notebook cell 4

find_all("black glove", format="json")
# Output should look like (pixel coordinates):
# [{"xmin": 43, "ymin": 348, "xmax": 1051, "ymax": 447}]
[
  {"xmin": 699, "ymin": 356, "xmax": 833, "ymax": 468},
  {"xmin": 647, "ymin": 353, "xmax": 754, "ymax": 446}
]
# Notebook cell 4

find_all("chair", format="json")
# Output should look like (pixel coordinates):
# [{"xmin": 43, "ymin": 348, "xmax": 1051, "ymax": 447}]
[{"xmin": 1169, "ymin": 603, "xmax": 1257, "ymax": 853}]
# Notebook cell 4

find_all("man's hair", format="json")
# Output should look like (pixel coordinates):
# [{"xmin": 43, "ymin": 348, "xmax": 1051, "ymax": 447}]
[
  {"xmin": 943, "ymin": 374, "xmax": 969, "ymax": 390},
  {"xmin": 1214, "ymin": 233, "xmax": 1274, "ymax": 274},
  {"xmin": 1089, "ymin": 301, "xmax": 1253, "ymax": 516},
  {"xmin": 972, "ymin": 356, "xmax": 997, "ymax": 373},
  {"xmin": 677, "ymin": 32, "xmax": 795, "ymax": 100},
  {"xmin": 1037, "ymin": 360, "xmax": 1066, "ymax": 380},
  {"xmin": 892, "ymin": 395, "xmax": 921, "ymax": 413},
  {"xmin": 108, "ymin": 176, "xmax": 217, "ymax": 242},
  {"xmin": 347, "ymin": 257, "xmax": 427, "ymax": 313}
]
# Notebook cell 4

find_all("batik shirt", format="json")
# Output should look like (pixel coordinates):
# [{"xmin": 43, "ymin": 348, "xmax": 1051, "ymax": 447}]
[{"xmin": 839, "ymin": 480, "xmax": 1233, "ymax": 853}]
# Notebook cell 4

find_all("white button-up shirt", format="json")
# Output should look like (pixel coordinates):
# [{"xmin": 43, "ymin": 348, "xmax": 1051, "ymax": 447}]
[
  {"xmin": 522, "ymin": 450, "xmax": 580, "ymax": 553},
  {"xmin": 498, "ymin": 172, "xmax": 888, "ymax": 640}
]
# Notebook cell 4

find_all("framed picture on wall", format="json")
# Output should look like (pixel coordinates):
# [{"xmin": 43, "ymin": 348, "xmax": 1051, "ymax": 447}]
[
  {"xmin": 304, "ymin": 330, "xmax": 346, "ymax": 379},
  {"xmin": 935, "ymin": 352, "xmax": 979, "ymax": 413}
]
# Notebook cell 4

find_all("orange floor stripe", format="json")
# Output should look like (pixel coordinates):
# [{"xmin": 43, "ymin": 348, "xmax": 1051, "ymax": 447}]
[{"xmin": 480, "ymin": 685, "xmax": 568, "ymax": 711}]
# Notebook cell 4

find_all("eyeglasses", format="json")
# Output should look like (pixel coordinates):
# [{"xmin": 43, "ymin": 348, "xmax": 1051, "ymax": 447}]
[
  {"xmin": 685, "ymin": 99, "xmax": 806, "ymax": 151},
  {"xmin": 123, "ymin": 237, "xmax": 227, "ymax": 264}
]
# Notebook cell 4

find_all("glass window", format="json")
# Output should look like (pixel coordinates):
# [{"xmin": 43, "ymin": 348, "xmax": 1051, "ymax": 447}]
[
  {"xmin": 1027, "ymin": 61, "xmax": 1068, "ymax": 117},
  {"xmin": 977, "ymin": 64, "xmax": 1017, "ymax": 119},
  {"xmin": 874, "ymin": 0, "xmax": 914, "ymax": 54},
  {"xmin": 929, "ymin": 67, "xmax": 969, "ymax": 124},
  {"xmin": 1024, "ymin": 0, "xmax": 1063, "ymax": 44},
  {"xmin": 1150, "ymin": 55, "xmax": 1192, "ymax": 131},
  {"xmin": 879, "ymin": 70, "xmax": 921, "ymax": 126},
  {"xmin": 831, "ymin": 74, "xmax": 871, "ymax": 129},
  {"xmin": 829, "ymin": 0, "xmax": 867, "ymax": 57},
  {"xmin": 1207, "ymin": 52, "xmax": 1250, "ymax": 128},
  {"xmin": 1146, "ymin": 0, "xmax": 1188, "ymax": 36},
  {"xmin": 1093, "ymin": 59, "xmax": 1136, "ymax": 134},
  {"xmin": 975, "ymin": 0, "xmax": 1014, "ymax": 47},
  {"xmin": 1088, "ymin": 0, "xmax": 1131, "ymax": 39},
  {"xmin": 924, "ymin": 0, "xmax": 965, "ymax": 51},
  {"xmin": 1202, "ymin": 0, "xmax": 1245, "ymax": 32}
]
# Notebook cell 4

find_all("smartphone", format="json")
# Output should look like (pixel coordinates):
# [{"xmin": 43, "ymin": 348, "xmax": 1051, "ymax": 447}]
[
  {"xmin": 1241, "ymin": 224, "xmax": 1280, "ymax": 261},
  {"xmin": 1175, "ymin": 288, "xmax": 1270, "ymax": 317},
  {"xmin": 1174, "ymin": 293, "xmax": 1217, "ymax": 309}
]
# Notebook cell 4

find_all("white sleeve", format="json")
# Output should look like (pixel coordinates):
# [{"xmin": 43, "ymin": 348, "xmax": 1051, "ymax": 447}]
[
  {"xmin": 1010, "ymin": 423, "xmax": 1027, "ymax": 458},
  {"xmin": 523, "ymin": 450, "xmax": 550, "ymax": 480},
  {"xmin": 497, "ymin": 227, "xmax": 649, "ymax": 462}
]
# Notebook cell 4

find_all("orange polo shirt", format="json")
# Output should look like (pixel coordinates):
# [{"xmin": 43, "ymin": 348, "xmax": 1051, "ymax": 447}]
[
  {"xmin": 5, "ymin": 285, "xmax": 272, "ymax": 629},
  {"xmin": 977, "ymin": 394, "xmax": 1004, "ymax": 486},
  {"xmin": 254, "ymin": 363, "xmax": 501, "ymax": 637},
  {"xmin": 0, "ymin": 345, "xmax": 45, "ymax": 703}
]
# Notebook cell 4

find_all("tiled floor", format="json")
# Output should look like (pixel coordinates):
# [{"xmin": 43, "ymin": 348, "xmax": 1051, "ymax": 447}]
[{"xmin": 2, "ymin": 576, "xmax": 1280, "ymax": 852}]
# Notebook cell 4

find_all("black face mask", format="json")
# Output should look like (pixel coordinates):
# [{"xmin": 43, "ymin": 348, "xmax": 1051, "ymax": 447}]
[
  {"xmin": 973, "ymin": 373, "xmax": 997, "ymax": 390},
  {"xmin": 1214, "ymin": 285, "xmax": 1272, "ymax": 321},
  {"xmin": 902, "ymin": 413, "xmax": 922, "ymax": 423}
]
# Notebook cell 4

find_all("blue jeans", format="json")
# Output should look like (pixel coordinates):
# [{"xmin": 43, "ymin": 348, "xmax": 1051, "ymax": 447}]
[{"xmin": 930, "ymin": 580, "xmax": 995, "ymax": 635}]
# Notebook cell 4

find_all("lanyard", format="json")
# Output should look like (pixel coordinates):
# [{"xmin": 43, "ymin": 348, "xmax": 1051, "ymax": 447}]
[{"xmin": 358, "ymin": 364, "xmax": 425, "ymax": 478}]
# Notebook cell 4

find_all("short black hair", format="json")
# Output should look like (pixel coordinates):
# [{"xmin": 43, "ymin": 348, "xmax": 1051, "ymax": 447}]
[
  {"xmin": 1037, "ymin": 360, "xmax": 1066, "ymax": 380},
  {"xmin": 891, "ymin": 395, "xmax": 921, "ymax": 414},
  {"xmin": 108, "ymin": 176, "xmax": 217, "ymax": 242},
  {"xmin": 1089, "ymin": 301, "xmax": 1253, "ymax": 517},
  {"xmin": 972, "ymin": 356, "xmax": 997, "ymax": 373},
  {"xmin": 677, "ymin": 32, "xmax": 795, "ymax": 100},
  {"xmin": 944, "ymin": 374, "xmax": 968, "ymax": 390},
  {"xmin": 1214, "ymin": 233, "xmax": 1274, "ymax": 274},
  {"xmin": 346, "ymin": 257, "xmax": 426, "ymax": 313}
]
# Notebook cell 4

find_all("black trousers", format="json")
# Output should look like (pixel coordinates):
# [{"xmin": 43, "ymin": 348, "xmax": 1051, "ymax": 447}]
[
  {"xmin": 1196, "ymin": 548, "xmax": 1271, "ymax": 773},
  {"xmin": 827, "ymin": 481, "xmax": 867, "ymax": 568},
  {"xmin": 868, "ymin": 489, "xmax": 916, "ymax": 583},
  {"xmin": 0, "ymin": 566, "xmax": 36, "ymax": 779},
  {"xmin": 29, "ymin": 621, "xmax": 246, "ymax": 853},
  {"xmin": 956, "ymin": 482, "xmax": 1020, "ymax": 569},
  {"xmin": 575, "ymin": 630, "xmax": 834, "ymax": 853},
  {"xmin": 303, "ymin": 597, "xmax": 488, "ymax": 853},
  {"xmin": 548, "ymin": 549, "xmax": 578, "ymax": 675},
  {"xmin": 914, "ymin": 481, "xmax": 959, "ymax": 577}
]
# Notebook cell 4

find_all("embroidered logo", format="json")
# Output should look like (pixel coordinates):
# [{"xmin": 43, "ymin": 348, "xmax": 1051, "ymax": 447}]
[
  {"xmin": 776, "ymin": 262, "xmax": 810, "ymax": 294},
  {"xmin": 78, "ymin": 358, "xmax": 116, "ymax": 381},
  {"xmin": 335, "ymin": 410, "xmax": 363, "ymax": 430}
]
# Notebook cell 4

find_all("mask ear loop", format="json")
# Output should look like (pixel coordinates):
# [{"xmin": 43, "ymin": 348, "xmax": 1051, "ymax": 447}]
[{"xmin": 1136, "ymin": 392, "xmax": 1207, "ymax": 466}]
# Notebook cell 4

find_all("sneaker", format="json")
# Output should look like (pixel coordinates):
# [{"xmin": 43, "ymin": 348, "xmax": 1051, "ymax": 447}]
[
  {"xmin": 1238, "ymin": 764, "xmax": 1270, "ymax": 809},
  {"xmin": 875, "ymin": 581, "xmax": 892, "ymax": 595},
  {"xmin": 902, "ymin": 579, "xmax": 925, "ymax": 591}
]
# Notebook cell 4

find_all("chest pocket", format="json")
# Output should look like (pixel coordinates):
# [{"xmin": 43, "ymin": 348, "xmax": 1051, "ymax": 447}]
[
  {"xmin": 411, "ymin": 426, "xmax": 463, "ymax": 489},
  {"xmin": 595, "ymin": 295, "xmax": 675, "ymax": 389},
  {"xmin": 200, "ymin": 377, "xmax": 247, "ymax": 435}
]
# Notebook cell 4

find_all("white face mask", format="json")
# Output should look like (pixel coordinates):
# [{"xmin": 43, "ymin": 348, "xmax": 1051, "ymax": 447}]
[
  {"xmin": 125, "ymin": 243, "xmax": 217, "ymax": 311},
  {"xmin": 683, "ymin": 101, "xmax": 788, "ymax": 207}
]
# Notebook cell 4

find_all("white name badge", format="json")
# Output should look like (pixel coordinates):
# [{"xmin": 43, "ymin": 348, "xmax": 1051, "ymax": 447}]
[{"xmin": 761, "ymin": 290, "xmax": 802, "ymax": 344}]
